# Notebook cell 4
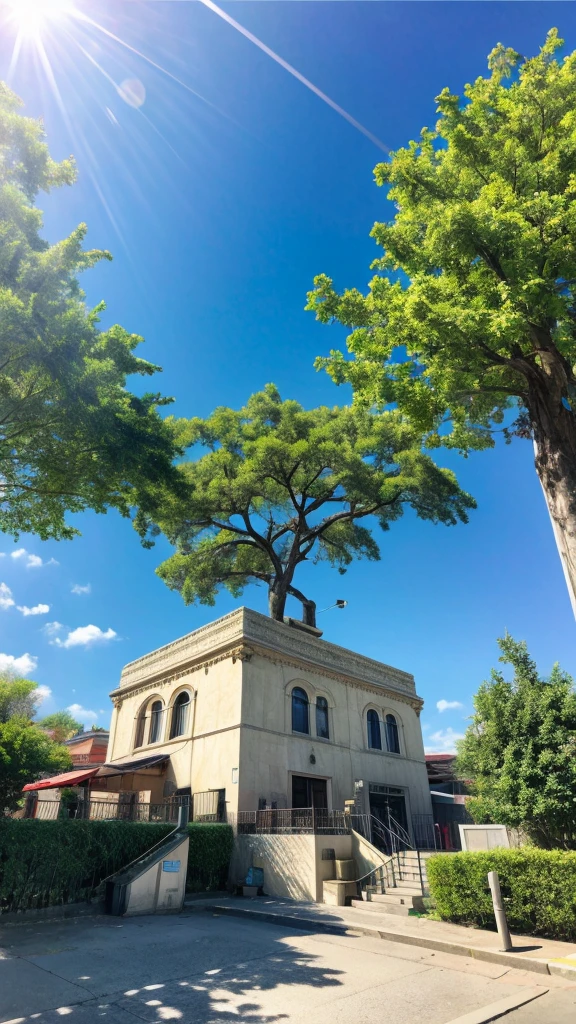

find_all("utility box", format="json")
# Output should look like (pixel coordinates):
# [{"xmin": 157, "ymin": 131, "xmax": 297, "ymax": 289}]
[{"xmin": 106, "ymin": 832, "xmax": 189, "ymax": 916}]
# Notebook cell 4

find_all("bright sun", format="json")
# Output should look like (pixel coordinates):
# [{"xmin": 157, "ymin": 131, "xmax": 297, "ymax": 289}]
[{"xmin": 6, "ymin": 0, "xmax": 73, "ymax": 37}]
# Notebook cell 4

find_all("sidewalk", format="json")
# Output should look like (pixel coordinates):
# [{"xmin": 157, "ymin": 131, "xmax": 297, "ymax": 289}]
[{"xmin": 190, "ymin": 896, "xmax": 576, "ymax": 981}]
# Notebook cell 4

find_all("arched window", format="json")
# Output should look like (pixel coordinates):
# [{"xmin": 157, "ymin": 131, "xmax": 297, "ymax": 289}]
[
  {"xmin": 316, "ymin": 696, "xmax": 329, "ymax": 739},
  {"xmin": 367, "ymin": 709, "xmax": 382, "ymax": 750},
  {"xmin": 134, "ymin": 705, "xmax": 146, "ymax": 749},
  {"xmin": 149, "ymin": 700, "xmax": 164, "ymax": 744},
  {"xmin": 386, "ymin": 714, "xmax": 400, "ymax": 754},
  {"xmin": 292, "ymin": 687, "xmax": 309, "ymax": 734},
  {"xmin": 170, "ymin": 691, "xmax": 191, "ymax": 739}
]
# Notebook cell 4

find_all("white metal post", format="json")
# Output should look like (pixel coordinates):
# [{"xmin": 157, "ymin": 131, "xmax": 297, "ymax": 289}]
[{"xmin": 488, "ymin": 870, "xmax": 513, "ymax": 952}]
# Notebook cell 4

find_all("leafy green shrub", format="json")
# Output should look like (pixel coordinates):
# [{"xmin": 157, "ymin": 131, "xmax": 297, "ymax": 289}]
[
  {"xmin": 186, "ymin": 822, "xmax": 234, "ymax": 892},
  {"xmin": 0, "ymin": 819, "xmax": 234, "ymax": 912},
  {"xmin": 427, "ymin": 848, "xmax": 576, "ymax": 941}
]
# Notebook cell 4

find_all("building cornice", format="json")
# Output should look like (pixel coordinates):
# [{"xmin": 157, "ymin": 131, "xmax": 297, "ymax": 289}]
[{"xmin": 110, "ymin": 608, "xmax": 424, "ymax": 712}]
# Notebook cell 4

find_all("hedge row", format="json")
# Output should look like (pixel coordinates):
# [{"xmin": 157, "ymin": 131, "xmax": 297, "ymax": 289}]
[
  {"xmin": 0, "ymin": 819, "xmax": 234, "ymax": 913},
  {"xmin": 427, "ymin": 848, "xmax": 576, "ymax": 942}
]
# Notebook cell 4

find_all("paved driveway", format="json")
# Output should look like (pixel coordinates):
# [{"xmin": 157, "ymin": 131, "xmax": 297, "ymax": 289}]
[{"xmin": 0, "ymin": 910, "xmax": 574, "ymax": 1024}]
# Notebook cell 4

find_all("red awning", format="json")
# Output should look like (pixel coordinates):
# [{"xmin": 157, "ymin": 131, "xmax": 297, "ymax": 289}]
[{"xmin": 23, "ymin": 767, "xmax": 100, "ymax": 792}]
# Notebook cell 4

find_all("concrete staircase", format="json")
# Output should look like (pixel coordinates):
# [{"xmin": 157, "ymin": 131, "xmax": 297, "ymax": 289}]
[{"xmin": 351, "ymin": 850, "xmax": 435, "ymax": 917}]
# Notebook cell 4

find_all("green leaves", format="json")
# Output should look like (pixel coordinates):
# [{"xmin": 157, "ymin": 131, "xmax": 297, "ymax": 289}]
[
  {"xmin": 0, "ymin": 83, "xmax": 183, "ymax": 541},
  {"xmin": 0, "ymin": 718, "xmax": 71, "ymax": 812},
  {"xmin": 456, "ymin": 634, "xmax": 576, "ymax": 848},
  {"xmin": 308, "ymin": 30, "xmax": 576, "ymax": 450},
  {"xmin": 149, "ymin": 385, "xmax": 474, "ymax": 622}
]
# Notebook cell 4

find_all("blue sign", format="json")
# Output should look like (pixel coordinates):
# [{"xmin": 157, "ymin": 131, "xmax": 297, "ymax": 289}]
[{"xmin": 162, "ymin": 860, "xmax": 181, "ymax": 873}]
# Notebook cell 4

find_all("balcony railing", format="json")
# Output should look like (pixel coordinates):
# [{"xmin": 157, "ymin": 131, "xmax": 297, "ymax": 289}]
[{"xmin": 232, "ymin": 808, "xmax": 350, "ymax": 835}]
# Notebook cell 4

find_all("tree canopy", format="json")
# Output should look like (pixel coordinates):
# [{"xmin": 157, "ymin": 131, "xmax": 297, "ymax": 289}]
[
  {"xmin": 456, "ymin": 634, "xmax": 576, "ymax": 849},
  {"xmin": 37, "ymin": 709, "xmax": 83, "ymax": 742},
  {"xmin": 307, "ymin": 30, "xmax": 576, "ymax": 606},
  {"xmin": 0, "ymin": 82, "xmax": 183, "ymax": 541},
  {"xmin": 143, "ymin": 385, "xmax": 474, "ymax": 626},
  {"xmin": 0, "ymin": 674, "xmax": 71, "ymax": 812}
]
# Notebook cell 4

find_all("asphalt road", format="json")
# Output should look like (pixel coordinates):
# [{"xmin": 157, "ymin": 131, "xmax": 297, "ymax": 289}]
[{"xmin": 1, "ymin": 909, "xmax": 574, "ymax": 1024}]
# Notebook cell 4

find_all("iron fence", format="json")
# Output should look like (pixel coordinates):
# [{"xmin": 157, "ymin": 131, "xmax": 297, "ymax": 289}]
[{"xmin": 232, "ymin": 808, "xmax": 349, "ymax": 835}]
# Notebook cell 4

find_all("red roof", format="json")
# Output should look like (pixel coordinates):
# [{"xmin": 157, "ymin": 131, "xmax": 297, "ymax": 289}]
[
  {"xmin": 425, "ymin": 753, "xmax": 456, "ymax": 761},
  {"xmin": 22, "ymin": 767, "xmax": 100, "ymax": 792}
]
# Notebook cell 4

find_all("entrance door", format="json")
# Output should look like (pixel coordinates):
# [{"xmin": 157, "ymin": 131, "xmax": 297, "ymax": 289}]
[
  {"xmin": 292, "ymin": 775, "xmax": 328, "ymax": 809},
  {"xmin": 369, "ymin": 790, "xmax": 409, "ymax": 852}
]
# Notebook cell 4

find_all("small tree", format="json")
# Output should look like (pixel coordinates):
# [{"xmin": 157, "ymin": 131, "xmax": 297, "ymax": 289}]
[
  {"xmin": 143, "ymin": 385, "xmax": 475, "ymax": 627},
  {"xmin": 307, "ymin": 30, "xmax": 576, "ymax": 609},
  {"xmin": 0, "ymin": 676, "xmax": 72, "ymax": 812},
  {"xmin": 456, "ymin": 634, "xmax": 576, "ymax": 849},
  {"xmin": 38, "ymin": 710, "xmax": 83, "ymax": 742},
  {"xmin": 0, "ymin": 718, "xmax": 71, "ymax": 812},
  {"xmin": 0, "ymin": 82, "xmax": 183, "ymax": 541}
]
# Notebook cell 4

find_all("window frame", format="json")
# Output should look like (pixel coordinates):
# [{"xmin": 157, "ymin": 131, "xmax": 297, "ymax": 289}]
[
  {"xmin": 169, "ymin": 690, "xmax": 192, "ymax": 740},
  {"xmin": 367, "ymin": 708, "xmax": 382, "ymax": 751},
  {"xmin": 315, "ymin": 696, "xmax": 330, "ymax": 740},
  {"xmin": 291, "ymin": 686, "xmax": 310, "ymax": 735},
  {"xmin": 385, "ymin": 713, "xmax": 401, "ymax": 755},
  {"xmin": 149, "ymin": 700, "xmax": 164, "ymax": 745}
]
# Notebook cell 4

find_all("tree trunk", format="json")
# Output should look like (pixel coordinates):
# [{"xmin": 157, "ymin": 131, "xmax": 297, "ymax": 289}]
[
  {"xmin": 301, "ymin": 599, "xmax": 317, "ymax": 629},
  {"xmin": 268, "ymin": 579, "xmax": 288, "ymax": 622},
  {"xmin": 528, "ymin": 367, "xmax": 576, "ymax": 617}
]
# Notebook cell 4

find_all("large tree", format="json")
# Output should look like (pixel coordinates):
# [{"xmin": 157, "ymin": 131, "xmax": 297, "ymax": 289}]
[
  {"xmin": 0, "ymin": 674, "xmax": 71, "ymax": 813},
  {"xmin": 0, "ymin": 82, "xmax": 183, "ymax": 540},
  {"xmin": 307, "ymin": 30, "xmax": 576, "ymax": 609},
  {"xmin": 456, "ymin": 634, "xmax": 576, "ymax": 849},
  {"xmin": 141, "ymin": 385, "xmax": 474, "ymax": 627}
]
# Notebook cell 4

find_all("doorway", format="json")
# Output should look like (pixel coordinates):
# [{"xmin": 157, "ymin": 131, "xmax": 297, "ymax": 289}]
[
  {"xmin": 292, "ymin": 775, "xmax": 328, "ymax": 809},
  {"xmin": 369, "ymin": 785, "xmax": 409, "ymax": 852}
]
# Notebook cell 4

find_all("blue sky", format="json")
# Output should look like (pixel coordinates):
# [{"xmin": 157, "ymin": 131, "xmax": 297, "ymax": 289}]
[{"xmin": 0, "ymin": 1, "xmax": 574, "ymax": 750}]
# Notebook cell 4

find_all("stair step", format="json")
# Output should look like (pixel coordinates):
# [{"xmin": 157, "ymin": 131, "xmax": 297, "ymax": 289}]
[
  {"xmin": 351, "ymin": 899, "xmax": 411, "ymax": 917},
  {"xmin": 393, "ymin": 880, "xmax": 425, "ymax": 892}
]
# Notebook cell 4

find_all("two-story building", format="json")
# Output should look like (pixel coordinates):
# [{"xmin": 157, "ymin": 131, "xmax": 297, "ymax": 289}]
[{"xmin": 104, "ymin": 607, "xmax": 434, "ymax": 842}]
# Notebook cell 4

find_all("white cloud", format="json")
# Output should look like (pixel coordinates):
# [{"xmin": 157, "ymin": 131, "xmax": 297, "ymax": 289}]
[
  {"xmin": 0, "ymin": 582, "xmax": 15, "ymax": 610},
  {"xmin": 36, "ymin": 684, "xmax": 52, "ymax": 703},
  {"xmin": 436, "ymin": 699, "xmax": 464, "ymax": 713},
  {"xmin": 425, "ymin": 728, "xmax": 465, "ymax": 754},
  {"xmin": 53, "ymin": 624, "xmax": 117, "ymax": 649},
  {"xmin": 11, "ymin": 548, "xmax": 58, "ymax": 569},
  {"xmin": 43, "ymin": 621, "xmax": 63, "ymax": 637},
  {"xmin": 0, "ymin": 652, "xmax": 38, "ymax": 676},
  {"xmin": 71, "ymin": 584, "xmax": 91, "ymax": 596},
  {"xmin": 17, "ymin": 603, "xmax": 50, "ymax": 617},
  {"xmin": 67, "ymin": 702, "xmax": 98, "ymax": 725}
]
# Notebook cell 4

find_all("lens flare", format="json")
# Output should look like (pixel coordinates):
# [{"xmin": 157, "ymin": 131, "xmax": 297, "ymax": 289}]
[{"xmin": 6, "ymin": 0, "xmax": 73, "ymax": 38}]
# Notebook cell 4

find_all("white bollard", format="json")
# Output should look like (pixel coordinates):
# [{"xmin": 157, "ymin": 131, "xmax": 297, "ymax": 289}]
[{"xmin": 488, "ymin": 870, "xmax": 513, "ymax": 952}]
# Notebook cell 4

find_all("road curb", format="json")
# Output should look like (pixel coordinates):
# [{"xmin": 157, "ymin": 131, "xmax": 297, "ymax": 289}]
[
  {"xmin": 200, "ymin": 903, "xmax": 554, "ymax": 976},
  {"xmin": 442, "ymin": 987, "xmax": 548, "ymax": 1024}
]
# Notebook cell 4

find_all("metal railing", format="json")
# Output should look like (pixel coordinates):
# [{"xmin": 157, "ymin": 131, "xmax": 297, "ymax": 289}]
[
  {"xmin": 349, "ymin": 812, "xmax": 413, "ymax": 854},
  {"xmin": 412, "ymin": 813, "xmax": 439, "ymax": 850},
  {"xmin": 232, "ymin": 808, "xmax": 350, "ymax": 835}
]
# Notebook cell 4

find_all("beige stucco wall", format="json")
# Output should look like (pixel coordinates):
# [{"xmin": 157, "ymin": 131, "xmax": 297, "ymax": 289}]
[
  {"xmin": 125, "ymin": 835, "xmax": 189, "ymax": 916},
  {"xmin": 230, "ymin": 833, "xmax": 353, "ymax": 902},
  {"xmin": 238, "ymin": 646, "xmax": 432, "ymax": 822},
  {"xmin": 107, "ymin": 651, "xmax": 243, "ymax": 814},
  {"xmin": 107, "ymin": 608, "xmax": 432, "ymax": 828}
]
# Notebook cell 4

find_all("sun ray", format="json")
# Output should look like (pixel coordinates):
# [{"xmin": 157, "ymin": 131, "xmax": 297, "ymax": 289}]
[{"xmin": 197, "ymin": 0, "xmax": 390, "ymax": 154}]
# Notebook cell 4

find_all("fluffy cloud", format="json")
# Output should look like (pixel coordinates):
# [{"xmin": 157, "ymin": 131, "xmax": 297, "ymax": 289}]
[
  {"xmin": 71, "ymin": 584, "xmax": 91, "ymax": 595},
  {"xmin": 436, "ymin": 699, "xmax": 464, "ymax": 713},
  {"xmin": 425, "ymin": 728, "xmax": 465, "ymax": 754},
  {"xmin": 67, "ymin": 702, "xmax": 98, "ymax": 725},
  {"xmin": 53, "ymin": 624, "xmax": 117, "ymax": 649},
  {"xmin": 17, "ymin": 603, "xmax": 50, "ymax": 617},
  {"xmin": 43, "ymin": 621, "xmax": 63, "ymax": 637},
  {"xmin": 36, "ymin": 684, "xmax": 52, "ymax": 703},
  {"xmin": 11, "ymin": 548, "xmax": 58, "ymax": 569},
  {"xmin": 0, "ymin": 652, "xmax": 38, "ymax": 676},
  {"xmin": 0, "ymin": 583, "xmax": 14, "ymax": 610}
]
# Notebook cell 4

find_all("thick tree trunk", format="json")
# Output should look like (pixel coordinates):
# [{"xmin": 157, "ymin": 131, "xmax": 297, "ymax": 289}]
[
  {"xmin": 527, "ymin": 364, "xmax": 576, "ymax": 617},
  {"xmin": 268, "ymin": 580, "xmax": 288, "ymax": 622}
]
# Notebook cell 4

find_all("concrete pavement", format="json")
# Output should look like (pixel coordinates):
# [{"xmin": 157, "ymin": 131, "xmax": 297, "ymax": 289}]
[{"xmin": 1, "ymin": 911, "xmax": 574, "ymax": 1024}]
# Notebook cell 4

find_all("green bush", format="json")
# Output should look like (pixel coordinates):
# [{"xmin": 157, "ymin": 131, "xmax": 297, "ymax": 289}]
[
  {"xmin": 0, "ymin": 819, "xmax": 234, "ymax": 913},
  {"xmin": 186, "ymin": 822, "xmax": 234, "ymax": 892},
  {"xmin": 427, "ymin": 848, "xmax": 576, "ymax": 941}
]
